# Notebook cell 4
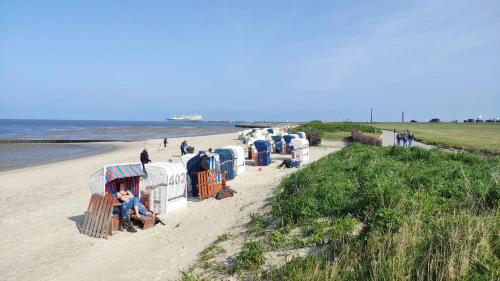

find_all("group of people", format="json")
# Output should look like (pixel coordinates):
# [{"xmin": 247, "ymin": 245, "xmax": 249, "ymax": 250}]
[
  {"xmin": 140, "ymin": 139, "xmax": 191, "ymax": 174},
  {"xmin": 160, "ymin": 137, "xmax": 191, "ymax": 156},
  {"xmin": 396, "ymin": 129, "xmax": 415, "ymax": 147}
]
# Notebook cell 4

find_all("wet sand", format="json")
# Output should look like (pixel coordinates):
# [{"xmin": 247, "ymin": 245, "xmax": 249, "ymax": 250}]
[{"xmin": 0, "ymin": 143, "xmax": 115, "ymax": 171}]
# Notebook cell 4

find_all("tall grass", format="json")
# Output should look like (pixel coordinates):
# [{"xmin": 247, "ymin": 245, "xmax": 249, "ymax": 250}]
[{"xmin": 267, "ymin": 144, "xmax": 499, "ymax": 280}]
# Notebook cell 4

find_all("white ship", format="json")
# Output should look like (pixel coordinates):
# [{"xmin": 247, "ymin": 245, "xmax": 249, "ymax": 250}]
[{"xmin": 167, "ymin": 114, "xmax": 204, "ymax": 121}]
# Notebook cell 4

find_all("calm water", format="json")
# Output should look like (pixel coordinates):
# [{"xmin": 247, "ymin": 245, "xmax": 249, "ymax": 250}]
[
  {"xmin": 0, "ymin": 119, "xmax": 241, "ymax": 170},
  {"xmin": 0, "ymin": 119, "xmax": 240, "ymax": 140}
]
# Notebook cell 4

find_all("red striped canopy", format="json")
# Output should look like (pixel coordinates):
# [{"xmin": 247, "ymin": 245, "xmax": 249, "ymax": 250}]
[
  {"xmin": 106, "ymin": 176, "xmax": 140, "ymax": 197},
  {"xmin": 105, "ymin": 163, "xmax": 145, "ymax": 183}
]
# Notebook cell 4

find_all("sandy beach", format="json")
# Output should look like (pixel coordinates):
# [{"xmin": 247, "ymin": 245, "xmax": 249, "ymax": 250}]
[{"xmin": 0, "ymin": 132, "xmax": 344, "ymax": 281}]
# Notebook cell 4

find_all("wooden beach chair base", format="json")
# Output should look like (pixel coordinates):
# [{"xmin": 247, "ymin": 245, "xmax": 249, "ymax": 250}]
[
  {"xmin": 131, "ymin": 214, "xmax": 156, "ymax": 230},
  {"xmin": 109, "ymin": 215, "xmax": 123, "ymax": 234},
  {"xmin": 196, "ymin": 170, "xmax": 227, "ymax": 199}
]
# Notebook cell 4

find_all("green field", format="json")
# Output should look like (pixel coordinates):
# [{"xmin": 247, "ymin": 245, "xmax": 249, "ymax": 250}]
[{"xmin": 374, "ymin": 122, "xmax": 500, "ymax": 154}]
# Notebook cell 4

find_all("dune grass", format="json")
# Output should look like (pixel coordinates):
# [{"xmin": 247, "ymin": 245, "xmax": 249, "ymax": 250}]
[
  {"xmin": 262, "ymin": 144, "xmax": 499, "ymax": 280},
  {"xmin": 374, "ymin": 122, "xmax": 500, "ymax": 154},
  {"xmin": 182, "ymin": 143, "xmax": 499, "ymax": 280}
]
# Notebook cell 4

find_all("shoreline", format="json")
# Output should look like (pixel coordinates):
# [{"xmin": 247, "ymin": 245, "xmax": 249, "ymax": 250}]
[
  {"xmin": 0, "ymin": 129, "xmax": 242, "ymax": 172},
  {"xmin": 0, "ymin": 133, "xmax": 236, "ymax": 176},
  {"xmin": 0, "ymin": 131, "xmax": 345, "ymax": 281}
]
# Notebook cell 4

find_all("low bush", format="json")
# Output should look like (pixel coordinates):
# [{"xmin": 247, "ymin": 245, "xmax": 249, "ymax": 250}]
[
  {"xmin": 351, "ymin": 129, "xmax": 382, "ymax": 146},
  {"xmin": 268, "ymin": 230, "xmax": 287, "ymax": 250},
  {"xmin": 307, "ymin": 132, "xmax": 322, "ymax": 146},
  {"xmin": 199, "ymin": 244, "xmax": 226, "ymax": 269},
  {"xmin": 236, "ymin": 240, "xmax": 266, "ymax": 271},
  {"xmin": 292, "ymin": 121, "xmax": 381, "ymax": 142},
  {"xmin": 248, "ymin": 212, "xmax": 268, "ymax": 235}
]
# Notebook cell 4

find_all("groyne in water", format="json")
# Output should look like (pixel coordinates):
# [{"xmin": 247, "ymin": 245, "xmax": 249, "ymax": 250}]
[{"xmin": 0, "ymin": 139, "xmax": 136, "ymax": 144}]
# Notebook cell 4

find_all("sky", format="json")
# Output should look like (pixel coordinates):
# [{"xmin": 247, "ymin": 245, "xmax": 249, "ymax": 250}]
[{"xmin": 0, "ymin": 0, "xmax": 499, "ymax": 122}]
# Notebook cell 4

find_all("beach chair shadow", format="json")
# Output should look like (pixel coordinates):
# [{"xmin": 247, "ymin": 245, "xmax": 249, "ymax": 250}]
[
  {"xmin": 68, "ymin": 214, "xmax": 86, "ymax": 230},
  {"xmin": 187, "ymin": 195, "xmax": 203, "ymax": 202}
]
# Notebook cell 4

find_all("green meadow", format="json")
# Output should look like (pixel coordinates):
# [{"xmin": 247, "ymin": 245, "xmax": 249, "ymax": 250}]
[{"xmin": 374, "ymin": 122, "xmax": 500, "ymax": 155}]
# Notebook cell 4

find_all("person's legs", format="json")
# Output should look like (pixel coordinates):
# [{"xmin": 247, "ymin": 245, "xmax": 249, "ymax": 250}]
[
  {"xmin": 136, "ymin": 202, "xmax": 154, "ymax": 216},
  {"xmin": 121, "ymin": 200, "xmax": 134, "ymax": 222},
  {"xmin": 129, "ymin": 197, "xmax": 140, "ymax": 218}
]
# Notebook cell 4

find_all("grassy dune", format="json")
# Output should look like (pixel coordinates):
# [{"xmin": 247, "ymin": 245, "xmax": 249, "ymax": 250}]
[
  {"xmin": 223, "ymin": 144, "xmax": 499, "ymax": 281},
  {"xmin": 182, "ymin": 142, "xmax": 499, "ymax": 281},
  {"xmin": 265, "ymin": 144, "xmax": 499, "ymax": 280},
  {"xmin": 374, "ymin": 122, "xmax": 500, "ymax": 154}
]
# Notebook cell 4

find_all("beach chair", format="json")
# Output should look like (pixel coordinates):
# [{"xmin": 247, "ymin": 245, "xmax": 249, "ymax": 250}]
[
  {"xmin": 144, "ymin": 162, "xmax": 188, "ymax": 215},
  {"xmin": 215, "ymin": 148, "xmax": 235, "ymax": 180},
  {"xmin": 253, "ymin": 140, "xmax": 272, "ymax": 166},
  {"xmin": 86, "ymin": 163, "xmax": 157, "ymax": 237}
]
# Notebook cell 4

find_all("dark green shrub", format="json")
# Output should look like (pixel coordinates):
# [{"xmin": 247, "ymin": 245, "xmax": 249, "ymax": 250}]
[{"xmin": 292, "ymin": 121, "xmax": 381, "ymax": 141}]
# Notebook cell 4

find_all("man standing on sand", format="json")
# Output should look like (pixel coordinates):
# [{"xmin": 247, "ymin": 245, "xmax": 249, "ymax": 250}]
[
  {"xmin": 140, "ymin": 148, "xmax": 151, "ymax": 174},
  {"xmin": 163, "ymin": 138, "xmax": 168, "ymax": 148}
]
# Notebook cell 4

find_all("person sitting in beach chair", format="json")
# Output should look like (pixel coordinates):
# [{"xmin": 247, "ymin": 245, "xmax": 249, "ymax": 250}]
[{"xmin": 116, "ymin": 182, "xmax": 156, "ymax": 232}]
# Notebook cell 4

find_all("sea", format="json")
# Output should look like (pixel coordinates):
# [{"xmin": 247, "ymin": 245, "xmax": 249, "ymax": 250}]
[{"xmin": 0, "ymin": 119, "xmax": 242, "ymax": 171}]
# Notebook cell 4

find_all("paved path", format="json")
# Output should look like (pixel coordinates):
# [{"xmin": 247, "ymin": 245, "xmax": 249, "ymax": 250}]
[{"xmin": 380, "ymin": 130, "xmax": 434, "ymax": 149}]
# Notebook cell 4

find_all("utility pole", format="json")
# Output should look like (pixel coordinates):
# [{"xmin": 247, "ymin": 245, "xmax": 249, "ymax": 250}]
[
  {"xmin": 370, "ymin": 108, "xmax": 373, "ymax": 123},
  {"xmin": 402, "ymin": 111, "xmax": 405, "ymax": 123}
]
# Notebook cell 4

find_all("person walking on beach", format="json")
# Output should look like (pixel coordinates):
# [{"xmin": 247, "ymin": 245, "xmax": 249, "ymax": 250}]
[
  {"xmin": 140, "ymin": 148, "xmax": 151, "ymax": 173},
  {"xmin": 163, "ymin": 138, "xmax": 168, "ymax": 148},
  {"xmin": 180, "ymin": 141, "xmax": 188, "ymax": 156}
]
